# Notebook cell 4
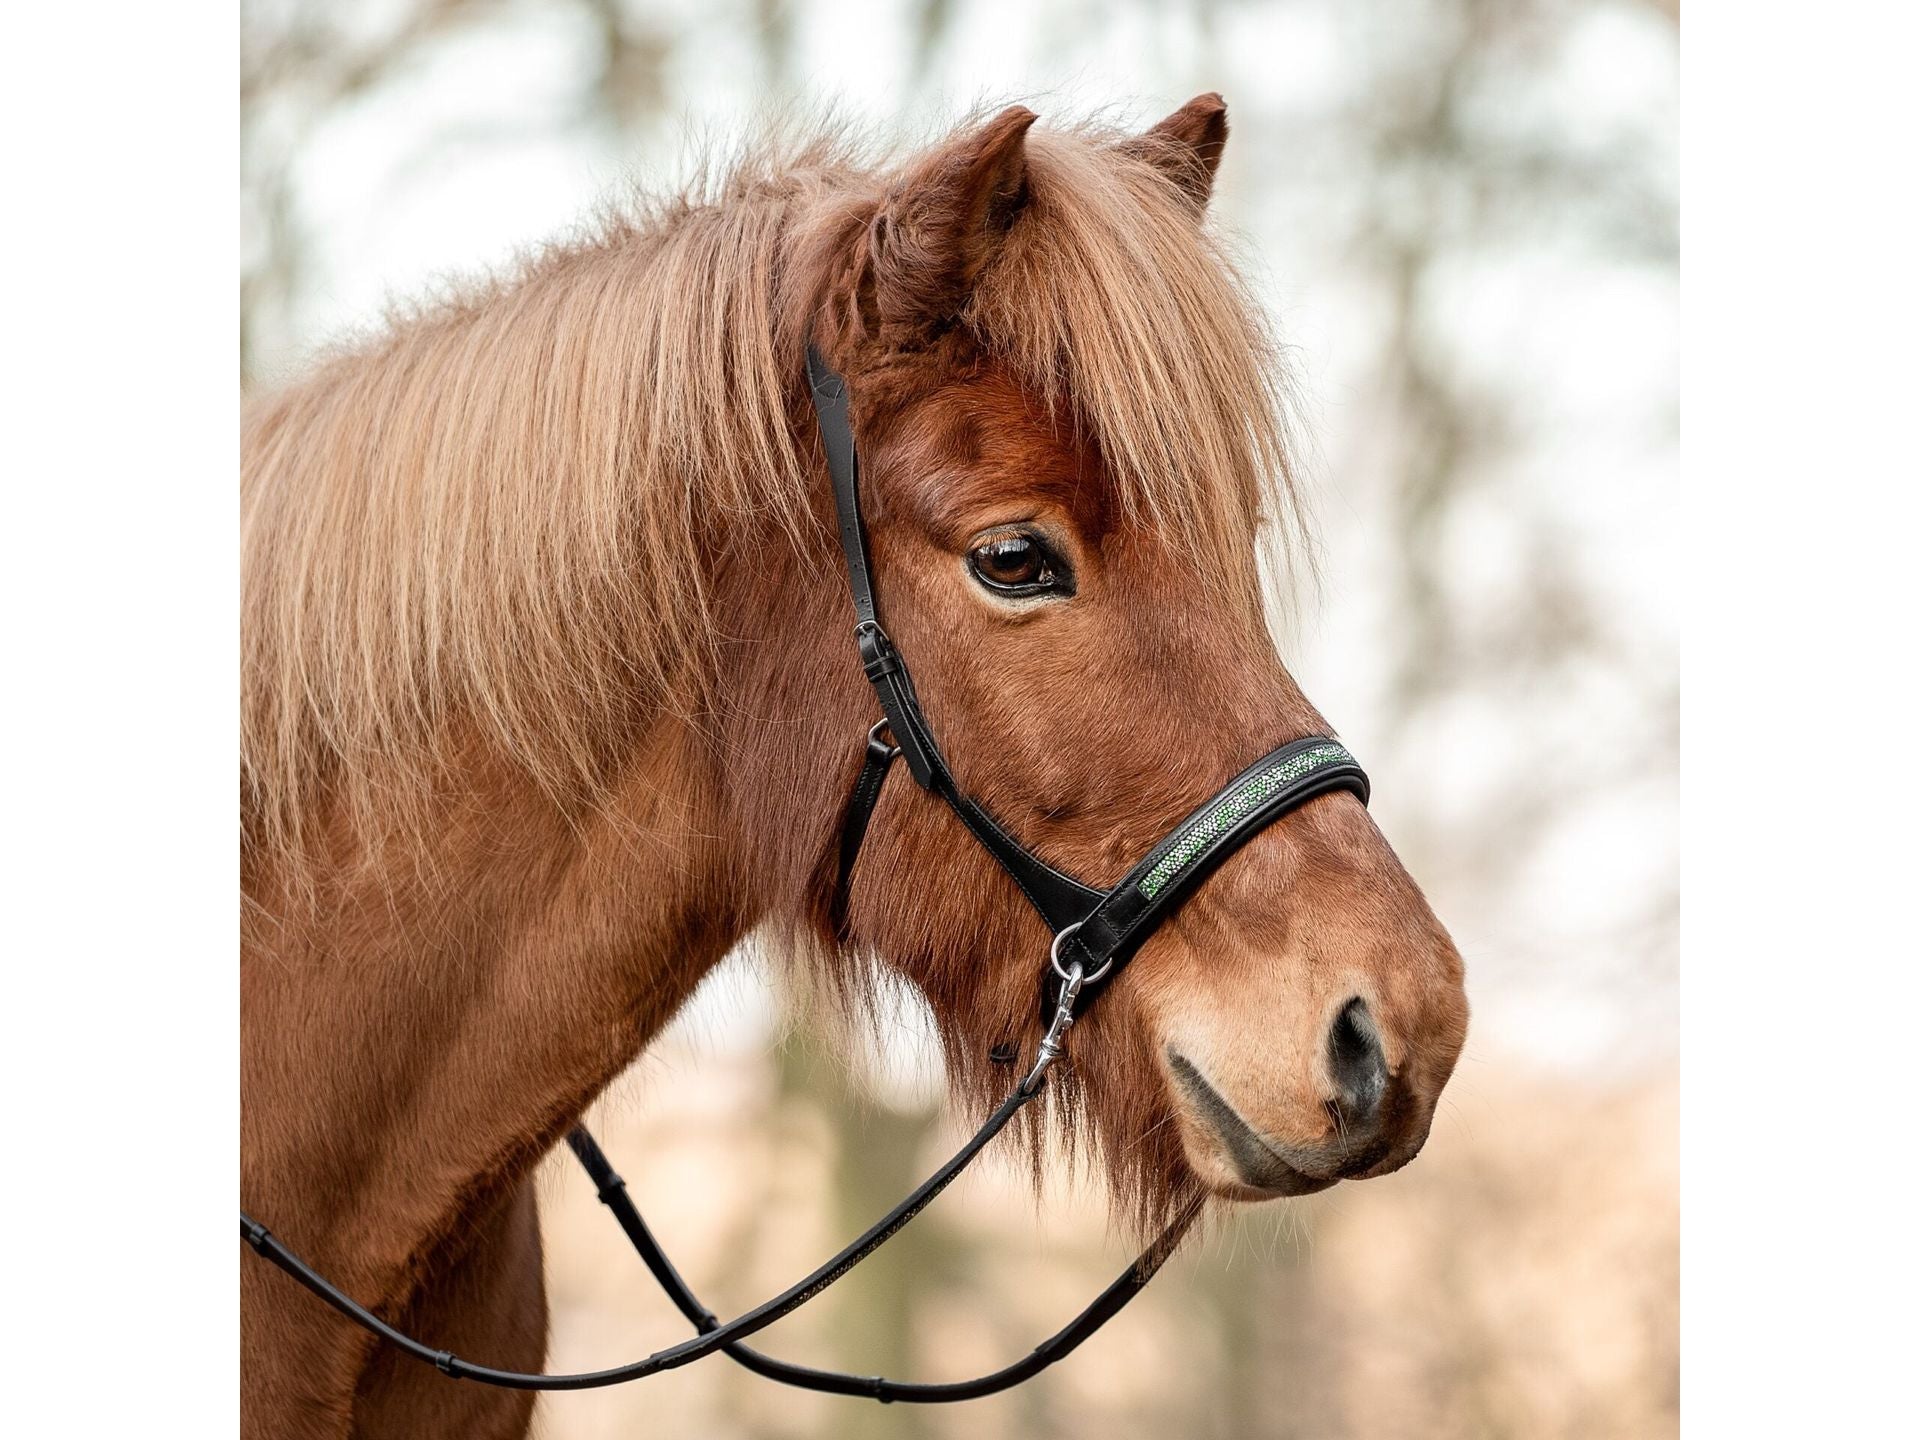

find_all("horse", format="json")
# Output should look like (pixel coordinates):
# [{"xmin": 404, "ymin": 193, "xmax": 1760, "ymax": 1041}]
[{"xmin": 240, "ymin": 94, "xmax": 1470, "ymax": 1438}]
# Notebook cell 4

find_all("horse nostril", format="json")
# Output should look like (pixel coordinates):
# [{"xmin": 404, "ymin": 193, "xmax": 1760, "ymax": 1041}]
[{"xmin": 1326, "ymin": 997, "xmax": 1388, "ymax": 1128}]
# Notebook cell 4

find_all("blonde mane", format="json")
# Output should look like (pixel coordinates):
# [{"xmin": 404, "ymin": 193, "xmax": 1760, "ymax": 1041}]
[{"xmin": 241, "ymin": 113, "xmax": 1305, "ymax": 862}]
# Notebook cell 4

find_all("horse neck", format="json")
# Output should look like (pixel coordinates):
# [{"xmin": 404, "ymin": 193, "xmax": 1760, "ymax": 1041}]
[{"xmin": 240, "ymin": 718, "xmax": 750, "ymax": 1304}]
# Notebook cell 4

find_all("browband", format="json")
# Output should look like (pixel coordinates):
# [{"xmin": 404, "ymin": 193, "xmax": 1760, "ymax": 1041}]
[{"xmin": 806, "ymin": 344, "xmax": 1369, "ymax": 1014}]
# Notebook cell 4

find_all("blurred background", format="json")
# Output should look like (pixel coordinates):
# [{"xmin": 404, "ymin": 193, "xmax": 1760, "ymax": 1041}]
[{"xmin": 241, "ymin": 1, "xmax": 1677, "ymax": 1435}]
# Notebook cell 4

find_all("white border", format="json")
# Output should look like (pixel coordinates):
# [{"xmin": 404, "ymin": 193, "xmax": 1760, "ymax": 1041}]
[
  {"xmin": 4, "ymin": 2, "xmax": 237, "ymax": 1426},
  {"xmin": 1685, "ymin": 2, "xmax": 1920, "ymax": 1431}
]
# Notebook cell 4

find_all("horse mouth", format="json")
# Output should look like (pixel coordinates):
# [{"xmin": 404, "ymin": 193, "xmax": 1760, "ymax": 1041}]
[{"xmin": 1165, "ymin": 1049, "xmax": 1372, "ymax": 1199}]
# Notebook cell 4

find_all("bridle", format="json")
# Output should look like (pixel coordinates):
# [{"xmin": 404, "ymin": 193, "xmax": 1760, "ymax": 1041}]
[{"xmin": 239, "ymin": 345, "xmax": 1371, "ymax": 1402}]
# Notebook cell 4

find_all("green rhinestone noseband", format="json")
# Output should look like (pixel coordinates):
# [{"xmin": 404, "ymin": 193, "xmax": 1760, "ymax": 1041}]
[{"xmin": 1140, "ymin": 742, "xmax": 1359, "ymax": 900}]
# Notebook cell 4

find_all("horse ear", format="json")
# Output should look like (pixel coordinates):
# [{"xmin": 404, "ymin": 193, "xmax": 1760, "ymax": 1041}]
[
  {"xmin": 1126, "ymin": 92, "xmax": 1229, "ymax": 211},
  {"xmin": 865, "ymin": 105, "xmax": 1037, "ymax": 332}
]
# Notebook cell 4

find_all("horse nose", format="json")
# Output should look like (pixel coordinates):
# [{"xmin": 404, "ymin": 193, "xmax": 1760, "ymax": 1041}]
[{"xmin": 1326, "ymin": 997, "xmax": 1387, "ymax": 1129}]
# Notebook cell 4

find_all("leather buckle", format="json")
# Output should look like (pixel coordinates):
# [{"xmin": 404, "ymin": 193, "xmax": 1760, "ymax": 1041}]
[{"xmin": 854, "ymin": 622, "xmax": 901, "ymax": 683}]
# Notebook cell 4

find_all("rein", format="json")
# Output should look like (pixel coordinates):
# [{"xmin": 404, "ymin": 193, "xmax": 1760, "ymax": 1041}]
[{"xmin": 238, "ymin": 345, "xmax": 1371, "ymax": 1401}]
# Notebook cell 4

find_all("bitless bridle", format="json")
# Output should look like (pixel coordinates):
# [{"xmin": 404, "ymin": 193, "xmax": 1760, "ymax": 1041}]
[{"xmin": 238, "ymin": 347, "xmax": 1371, "ymax": 1402}]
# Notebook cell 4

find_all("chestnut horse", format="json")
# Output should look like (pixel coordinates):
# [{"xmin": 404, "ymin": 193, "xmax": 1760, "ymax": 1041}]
[{"xmin": 241, "ymin": 96, "xmax": 1469, "ymax": 1438}]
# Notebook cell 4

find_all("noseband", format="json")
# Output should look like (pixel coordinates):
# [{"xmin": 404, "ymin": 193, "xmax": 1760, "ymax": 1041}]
[{"xmin": 239, "ymin": 346, "xmax": 1370, "ymax": 1402}]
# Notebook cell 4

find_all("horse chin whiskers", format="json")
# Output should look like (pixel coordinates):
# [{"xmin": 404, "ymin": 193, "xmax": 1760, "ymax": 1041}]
[{"xmin": 1160, "ymin": 1037, "xmax": 1416, "ymax": 1201}]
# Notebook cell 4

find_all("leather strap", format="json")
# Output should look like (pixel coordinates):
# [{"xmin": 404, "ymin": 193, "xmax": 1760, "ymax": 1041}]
[
  {"xmin": 808, "ymin": 354, "xmax": 881, "ymax": 637},
  {"xmin": 831, "ymin": 725, "xmax": 900, "ymax": 936},
  {"xmin": 240, "ymin": 1086, "xmax": 1042, "ymax": 1392},
  {"xmin": 1053, "ymin": 736, "xmax": 1369, "ymax": 1009},
  {"xmin": 565, "ymin": 1127, "xmax": 1201, "ymax": 1403},
  {"xmin": 809, "ymin": 346, "xmax": 1102, "ymax": 934}
]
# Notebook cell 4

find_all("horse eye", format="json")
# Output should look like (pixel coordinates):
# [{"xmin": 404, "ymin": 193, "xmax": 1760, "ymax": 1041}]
[{"xmin": 968, "ymin": 533, "xmax": 1066, "ymax": 596}]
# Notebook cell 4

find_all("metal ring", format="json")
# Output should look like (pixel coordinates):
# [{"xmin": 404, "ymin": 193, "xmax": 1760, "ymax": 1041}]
[
  {"xmin": 867, "ymin": 719, "xmax": 901, "ymax": 759},
  {"xmin": 1049, "ymin": 921, "xmax": 1112, "ymax": 987}
]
